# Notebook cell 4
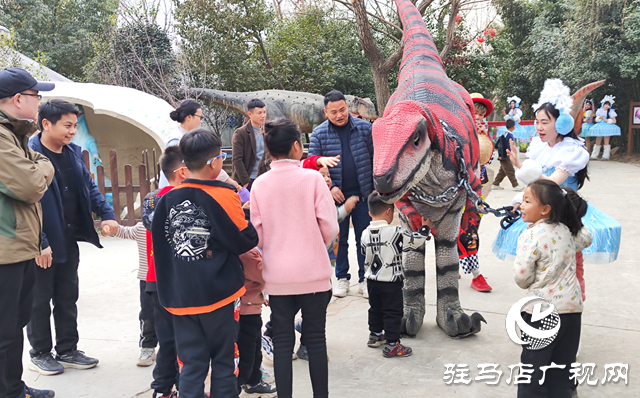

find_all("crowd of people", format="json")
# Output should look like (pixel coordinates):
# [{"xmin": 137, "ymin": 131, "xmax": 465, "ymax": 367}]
[{"xmin": 0, "ymin": 66, "xmax": 620, "ymax": 398}]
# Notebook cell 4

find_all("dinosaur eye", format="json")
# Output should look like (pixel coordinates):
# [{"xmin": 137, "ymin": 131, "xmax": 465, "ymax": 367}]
[{"xmin": 414, "ymin": 134, "xmax": 420, "ymax": 146}]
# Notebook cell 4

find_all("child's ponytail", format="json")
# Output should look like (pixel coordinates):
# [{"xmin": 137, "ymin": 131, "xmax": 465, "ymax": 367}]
[
  {"xmin": 528, "ymin": 180, "xmax": 585, "ymax": 236},
  {"xmin": 561, "ymin": 191, "xmax": 584, "ymax": 236}
]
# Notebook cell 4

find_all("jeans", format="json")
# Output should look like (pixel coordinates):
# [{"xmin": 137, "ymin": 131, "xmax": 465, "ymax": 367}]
[{"xmin": 336, "ymin": 199, "xmax": 371, "ymax": 282}]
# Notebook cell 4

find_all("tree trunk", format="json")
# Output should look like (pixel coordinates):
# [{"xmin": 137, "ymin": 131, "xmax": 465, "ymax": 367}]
[
  {"xmin": 350, "ymin": 0, "xmax": 402, "ymax": 115},
  {"xmin": 372, "ymin": 68, "xmax": 392, "ymax": 115}
]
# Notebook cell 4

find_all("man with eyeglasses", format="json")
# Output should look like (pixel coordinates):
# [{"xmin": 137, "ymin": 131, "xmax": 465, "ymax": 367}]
[{"xmin": 0, "ymin": 68, "xmax": 56, "ymax": 398}]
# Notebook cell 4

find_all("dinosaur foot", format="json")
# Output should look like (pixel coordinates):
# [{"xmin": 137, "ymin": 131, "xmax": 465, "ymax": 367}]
[
  {"xmin": 444, "ymin": 309, "xmax": 487, "ymax": 338},
  {"xmin": 401, "ymin": 307, "xmax": 424, "ymax": 337},
  {"xmin": 452, "ymin": 312, "xmax": 487, "ymax": 339}
]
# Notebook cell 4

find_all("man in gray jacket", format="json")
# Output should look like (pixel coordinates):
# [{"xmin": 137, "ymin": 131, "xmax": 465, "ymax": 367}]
[{"xmin": 0, "ymin": 68, "xmax": 56, "ymax": 398}]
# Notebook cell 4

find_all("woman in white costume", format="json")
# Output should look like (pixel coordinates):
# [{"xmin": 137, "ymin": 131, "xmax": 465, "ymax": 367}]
[{"xmin": 492, "ymin": 79, "xmax": 621, "ymax": 273}]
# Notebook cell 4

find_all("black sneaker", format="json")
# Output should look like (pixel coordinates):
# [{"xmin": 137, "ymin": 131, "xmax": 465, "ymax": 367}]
[
  {"xmin": 23, "ymin": 385, "xmax": 55, "ymax": 398},
  {"xmin": 28, "ymin": 353, "xmax": 64, "ymax": 376},
  {"xmin": 55, "ymin": 350, "xmax": 99, "ymax": 369},
  {"xmin": 296, "ymin": 344, "xmax": 309, "ymax": 361},
  {"xmin": 242, "ymin": 381, "xmax": 277, "ymax": 397},
  {"xmin": 367, "ymin": 333, "xmax": 386, "ymax": 348}
]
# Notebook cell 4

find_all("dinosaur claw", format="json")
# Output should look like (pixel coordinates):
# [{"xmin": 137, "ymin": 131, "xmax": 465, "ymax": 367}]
[{"xmin": 405, "ymin": 307, "xmax": 422, "ymax": 337}]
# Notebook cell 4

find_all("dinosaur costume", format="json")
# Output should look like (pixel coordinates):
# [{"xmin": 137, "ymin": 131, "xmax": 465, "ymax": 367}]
[
  {"xmin": 190, "ymin": 88, "xmax": 377, "ymax": 134},
  {"xmin": 372, "ymin": 0, "xmax": 485, "ymax": 338}
]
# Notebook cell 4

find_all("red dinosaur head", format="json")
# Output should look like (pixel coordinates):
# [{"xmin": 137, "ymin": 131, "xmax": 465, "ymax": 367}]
[{"xmin": 373, "ymin": 101, "xmax": 437, "ymax": 203}]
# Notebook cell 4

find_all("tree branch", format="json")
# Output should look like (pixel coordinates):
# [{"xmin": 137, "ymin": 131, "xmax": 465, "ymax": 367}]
[
  {"xmin": 370, "ymin": 24, "xmax": 401, "ymax": 44},
  {"xmin": 439, "ymin": 0, "xmax": 461, "ymax": 60},
  {"xmin": 382, "ymin": 42, "xmax": 404, "ymax": 72},
  {"xmin": 418, "ymin": 0, "xmax": 437, "ymax": 14}
]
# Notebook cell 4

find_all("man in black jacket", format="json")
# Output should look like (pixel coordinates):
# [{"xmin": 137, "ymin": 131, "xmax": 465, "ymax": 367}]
[{"xmin": 27, "ymin": 100, "xmax": 117, "ymax": 376}]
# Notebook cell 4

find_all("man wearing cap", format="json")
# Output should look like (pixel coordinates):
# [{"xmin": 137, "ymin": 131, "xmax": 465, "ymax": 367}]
[{"xmin": 0, "ymin": 68, "xmax": 56, "ymax": 398}]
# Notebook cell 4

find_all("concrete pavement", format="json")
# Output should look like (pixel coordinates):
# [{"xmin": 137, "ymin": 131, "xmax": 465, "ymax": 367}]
[{"xmin": 22, "ymin": 159, "xmax": 639, "ymax": 397}]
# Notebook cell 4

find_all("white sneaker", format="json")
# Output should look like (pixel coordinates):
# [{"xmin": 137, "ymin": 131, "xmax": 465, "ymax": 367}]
[
  {"xmin": 137, "ymin": 347, "xmax": 155, "ymax": 367},
  {"xmin": 513, "ymin": 185, "xmax": 525, "ymax": 191},
  {"xmin": 491, "ymin": 185, "xmax": 504, "ymax": 190},
  {"xmin": 358, "ymin": 281, "xmax": 369, "ymax": 299},
  {"xmin": 333, "ymin": 279, "xmax": 350, "ymax": 298}
]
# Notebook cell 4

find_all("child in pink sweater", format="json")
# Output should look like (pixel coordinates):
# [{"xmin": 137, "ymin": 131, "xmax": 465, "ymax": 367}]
[{"xmin": 250, "ymin": 119, "xmax": 339, "ymax": 398}]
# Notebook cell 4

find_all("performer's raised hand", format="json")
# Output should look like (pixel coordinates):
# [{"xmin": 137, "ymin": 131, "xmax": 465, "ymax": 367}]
[{"xmin": 506, "ymin": 139, "xmax": 523, "ymax": 168}]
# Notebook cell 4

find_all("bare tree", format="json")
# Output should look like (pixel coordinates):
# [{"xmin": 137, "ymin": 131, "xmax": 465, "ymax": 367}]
[{"xmin": 332, "ymin": 0, "xmax": 477, "ymax": 114}]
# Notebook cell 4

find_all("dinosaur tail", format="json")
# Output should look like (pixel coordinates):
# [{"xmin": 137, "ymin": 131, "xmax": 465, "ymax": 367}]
[
  {"xmin": 190, "ymin": 88, "xmax": 250, "ymax": 114},
  {"xmin": 570, "ymin": 80, "xmax": 605, "ymax": 134}
]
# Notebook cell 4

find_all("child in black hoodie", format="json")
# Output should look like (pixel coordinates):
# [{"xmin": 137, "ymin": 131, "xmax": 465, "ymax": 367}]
[{"xmin": 151, "ymin": 128, "xmax": 258, "ymax": 398}]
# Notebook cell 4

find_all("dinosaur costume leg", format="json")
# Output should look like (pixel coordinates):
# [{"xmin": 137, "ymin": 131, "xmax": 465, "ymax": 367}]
[
  {"xmin": 397, "ymin": 189, "xmax": 486, "ymax": 337},
  {"xmin": 397, "ymin": 210, "xmax": 427, "ymax": 336}
]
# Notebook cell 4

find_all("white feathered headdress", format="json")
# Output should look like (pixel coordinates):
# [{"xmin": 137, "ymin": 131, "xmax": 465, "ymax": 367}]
[
  {"xmin": 507, "ymin": 96, "xmax": 521, "ymax": 107},
  {"xmin": 532, "ymin": 79, "xmax": 573, "ymax": 115},
  {"xmin": 600, "ymin": 95, "xmax": 615, "ymax": 108}
]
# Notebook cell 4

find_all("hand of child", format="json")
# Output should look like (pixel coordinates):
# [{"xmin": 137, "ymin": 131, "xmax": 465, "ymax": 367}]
[
  {"xmin": 226, "ymin": 177, "xmax": 242, "ymax": 191},
  {"xmin": 242, "ymin": 201, "xmax": 251, "ymax": 210},
  {"xmin": 101, "ymin": 220, "xmax": 119, "ymax": 236},
  {"xmin": 344, "ymin": 196, "xmax": 359, "ymax": 213},
  {"xmin": 331, "ymin": 186, "xmax": 345, "ymax": 204},
  {"xmin": 317, "ymin": 155, "xmax": 341, "ymax": 168},
  {"xmin": 422, "ymin": 217, "xmax": 435, "ymax": 229}
]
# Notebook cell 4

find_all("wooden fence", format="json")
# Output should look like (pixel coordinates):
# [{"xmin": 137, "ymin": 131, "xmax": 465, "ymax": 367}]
[
  {"xmin": 87, "ymin": 144, "xmax": 310, "ymax": 227},
  {"xmin": 84, "ymin": 149, "xmax": 160, "ymax": 227}
]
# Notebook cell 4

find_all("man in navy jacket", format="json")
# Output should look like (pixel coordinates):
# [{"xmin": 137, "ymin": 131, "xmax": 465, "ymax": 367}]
[
  {"xmin": 309, "ymin": 90, "xmax": 374, "ymax": 299},
  {"xmin": 27, "ymin": 100, "xmax": 117, "ymax": 376}
]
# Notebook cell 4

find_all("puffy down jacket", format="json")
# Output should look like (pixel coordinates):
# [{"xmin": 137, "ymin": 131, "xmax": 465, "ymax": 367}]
[{"xmin": 308, "ymin": 115, "xmax": 374, "ymax": 198}]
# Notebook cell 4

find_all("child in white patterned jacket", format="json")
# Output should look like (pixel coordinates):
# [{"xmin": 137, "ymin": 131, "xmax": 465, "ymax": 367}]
[{"xmin": 514, "ymin": 179, "xmax": 591, "ymax": 398}]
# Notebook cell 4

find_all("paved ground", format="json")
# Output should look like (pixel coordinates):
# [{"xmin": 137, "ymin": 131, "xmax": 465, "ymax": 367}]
[{"xmin": 22, "ymin": 159, "xmax": 639, "ymax": 397}]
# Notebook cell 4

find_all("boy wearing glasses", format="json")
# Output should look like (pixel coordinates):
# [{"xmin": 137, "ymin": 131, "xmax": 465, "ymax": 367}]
[{"xmin": 151, "ymin": 128, "xmax": 258, "ymax": 398}]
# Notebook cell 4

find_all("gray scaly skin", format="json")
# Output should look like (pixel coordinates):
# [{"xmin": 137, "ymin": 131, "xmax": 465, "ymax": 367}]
[
  {"xmin": 190, "ymin": 88, "xmax": 377, "ymax": 134},
  {"xmin": 396, "ymin": 154, "xmax": 484, "ymax": 337}
]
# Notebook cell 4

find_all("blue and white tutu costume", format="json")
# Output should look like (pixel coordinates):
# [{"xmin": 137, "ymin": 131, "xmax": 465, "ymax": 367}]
[
  {"xmin": 492, "ymin": 136, "xmax": 621, "ymax": 264},
  {"xmin": 585, "ymin": 107, "xmax": 621, "ymax": 137},
  {"xmin": 579, "ymin": 101, "xmax": 595, "ymax": 137},
  {"xmin": 501, "ymin": 96, "xmax": 536, "ymax": 140}
]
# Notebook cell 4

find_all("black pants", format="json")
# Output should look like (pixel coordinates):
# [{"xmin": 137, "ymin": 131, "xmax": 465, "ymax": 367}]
[
  {"xmin": 270, "ymin": 290, "xmax": 331, "ymax": 398},
  {"xmin": 173, "ymin": 300, "xmax": 240, "ymax": 398},
  {"xmin": 0, "ymin": 260, "xmax": 35, "ymax": 398},
  {"xmin": 237, "ymin": 314, "xmax": 263, "ymax": 388},
  {"xmin": 27, "ymin": 241, "xmax": 80, "ymax": 356},
  {"xmin": 367, "ymin": 279, "xmax": 403, "ymax": 343},
  {"xmin": 518, "ymin": 312, "xmax": 581, "ymax": 398},
  {"xmin": 150, "ymin": 291, "xmax": 179, "ymax": 395},
  {"xmin": 139, "ymin": 281, "xmax": 157, "ymax": 348}
]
